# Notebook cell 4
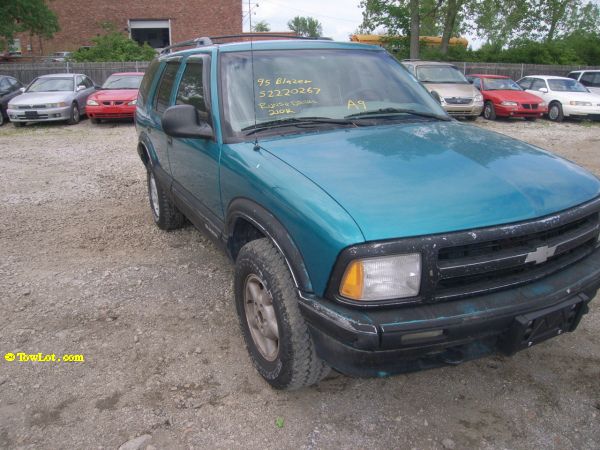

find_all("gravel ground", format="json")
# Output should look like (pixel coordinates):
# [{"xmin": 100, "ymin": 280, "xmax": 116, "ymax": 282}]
[{"xmin": 0, "ymin": 117, "xmax": 599, "ymax": 449}]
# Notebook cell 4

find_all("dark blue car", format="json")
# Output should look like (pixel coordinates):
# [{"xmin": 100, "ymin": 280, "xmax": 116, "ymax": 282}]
[{"xmin": 135, "ymin": 36, "xmax": 600, "ymax": 389}]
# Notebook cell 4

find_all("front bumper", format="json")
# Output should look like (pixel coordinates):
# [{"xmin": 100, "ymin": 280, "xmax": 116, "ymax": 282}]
[
  {"xmin": 562, "ymin": 105, "xmax": 600, "ymax": 120},
  {"xmin": 87, "ymin": 104, "xmax": 136, "ymax": 119},
  {"xmin": 495, "ymin": 104, "xmax": 547, "ymax": 118},
  {"xmin": 298, "ymin": 246, "xmax": 600, "ymax": 377},
  {"xmin": 7, "ymin": 105, "xmax": 71, "ymax": 122},
  {"xmin": 443, "ymin": 103, "xmax": 483, "ymax": 117}
]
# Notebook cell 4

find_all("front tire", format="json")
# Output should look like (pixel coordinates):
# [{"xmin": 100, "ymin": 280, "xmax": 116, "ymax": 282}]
[
  {"xmin": 0, "ymin": 110, "xmax": 4, "ymax": 126},
  {"xmin": 548, "ymin": 102, "xmax": 564, "ymax": 122},
  {"xmin": 483, "ymin": 101, "xmax": 496, "ymax": 120},
  {"xmin": 235, "ymin": 238, "xmax": 330, "ymax": 390},
  {"xmin": 67, "ymin": 102, "xmax": 80, "ymax": 125},
  {"xmin": 146, "ymin": 167, "xmax": 184, "ymax": 230}
]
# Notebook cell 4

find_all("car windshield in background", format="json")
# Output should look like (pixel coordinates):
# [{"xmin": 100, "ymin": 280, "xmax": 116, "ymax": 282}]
[
  {"xmin": 27, "ymin": 78, "xmax": 74, "ymax": 92},
  {"xmin": 548, "ymin": 79, "xmax": 588, "ymax": 92},
  {"xmin": 102, "ymin": 75, "xmax": 143, "ymax": 90},
  {"xmin": 483, "ymin": 78, "xmax": 522, "ymax": 91},
  {"xmin": 220, "ymin": 49, "xmax": 447, "ymax": 137},
  {"xmin": 416, "ymin": 65, "xmax": 468, "ymax": 84}
]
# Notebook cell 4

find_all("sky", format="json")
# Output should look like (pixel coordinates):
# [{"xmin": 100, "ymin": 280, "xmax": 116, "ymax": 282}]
[{"xmin": 242, "ymin": 0, "xmax": 365, "ymax": 41}]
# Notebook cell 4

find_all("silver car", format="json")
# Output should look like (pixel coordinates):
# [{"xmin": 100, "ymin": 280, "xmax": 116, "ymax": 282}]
[{"xmin": 7, "ymin": 73, "xmax": 97, "ymax": 127}]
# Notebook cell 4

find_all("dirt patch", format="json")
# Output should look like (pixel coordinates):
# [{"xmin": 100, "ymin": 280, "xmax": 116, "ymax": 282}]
[{"xmin": 0, "ymin": 118, "xmax": 599, "ymax": 449}]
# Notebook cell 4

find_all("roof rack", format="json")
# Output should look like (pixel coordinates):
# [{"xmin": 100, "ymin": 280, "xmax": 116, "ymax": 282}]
[{"xmin": 160, "ymin": 34, "xmax": 333, "ymax": 54}]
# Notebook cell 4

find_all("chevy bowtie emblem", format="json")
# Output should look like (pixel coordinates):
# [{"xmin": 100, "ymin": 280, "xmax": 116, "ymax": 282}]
[{"xmin": 524, "ymin": 244, "xmax": 558, "ymax": 265}]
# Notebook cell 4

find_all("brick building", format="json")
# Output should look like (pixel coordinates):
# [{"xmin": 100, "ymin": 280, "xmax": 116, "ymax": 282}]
[{"xmin": 14, "ymin": 0, "xmax": 242, "ymax": 56}]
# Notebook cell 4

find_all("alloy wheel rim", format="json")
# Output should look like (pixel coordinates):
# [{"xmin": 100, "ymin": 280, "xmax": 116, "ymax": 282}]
[
  {"xmin": 484, "ymin": 105, "xmax": 491, "ymax": 119},
  {"xmin": 73, "ymin": 105, "xmax": 79, "ymax": 123},
  {"xmin": 244, "ymin": 274, "xmax": 279, "ymax": 361},
  {"xmin": 549, "ymin": 106, "xmax": 558, "ymax": 120},
  {"xmin": 149, "ymin": 173, "xmax": 160, "ymax": 217}
]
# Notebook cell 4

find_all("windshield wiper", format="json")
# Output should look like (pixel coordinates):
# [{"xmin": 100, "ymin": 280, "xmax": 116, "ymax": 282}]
[
  {"xmin": 242, "ymin": 117, "xmax": 357, "ymax": 135},
  {"xmin": 345, "ymin": 107, "xmax": 450, "ymax": 121}
]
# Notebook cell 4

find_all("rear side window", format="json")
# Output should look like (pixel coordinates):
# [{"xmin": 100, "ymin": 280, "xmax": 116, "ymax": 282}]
[
  {"xmin": 176, "ymin": 58, "xmax": 209, "ymax": 118},
  {"xmin": 154, "ymin": 61, "xmax": 180, "ymax": 114},
  {"xmin": 138, "ymin": 59, "xmax": 161, "ymax": 107}
]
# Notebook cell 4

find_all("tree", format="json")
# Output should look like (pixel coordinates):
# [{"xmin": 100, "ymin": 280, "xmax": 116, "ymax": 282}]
[
  {"xmin": 70, "ymin": 27, "xmax": 156, "ymax": 62},
  {"xmin": 0, "ymin": 0, "xmax": 59, "ymax": 51},
  {"xmin": 287, "ymin": 16, "xmax": 323, "ymax": 37},
  {"xmin": 252, "ymin": 20, "xmax": 271, "ymax": 32}
]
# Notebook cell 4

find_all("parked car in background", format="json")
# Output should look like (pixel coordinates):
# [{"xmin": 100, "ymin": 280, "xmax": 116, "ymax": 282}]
[
  {"xmin": 86, "ymin": 72, "xmax": 143, "ymax": 123},
  {"xmin": 7, "ymin": 73, "xmax": 97, "ymax": 127},
  {"xmin": 47, "ymin": 51, "xmax": 72, "ymax": 62},
  {"xmin": 567, "ymin": 70, "xmax": 600, "ymax": 95},
  {"xmin": 401, "ymin": 60, "xmax": 483, "ymax": 119},
  {"xmin": 136, "ymin": 38, "xmax": 600, "ymax": 389},
  {"xmin": 517, "ymin": 75, "xmax": 600, "ymax": 122},
  {"xmin": 0, "ymin": 75, "xmax": 23, "ymax": 126},
  {"xmin": 467, "ymin": 74, "xmax": 547, "ymax": 121}
]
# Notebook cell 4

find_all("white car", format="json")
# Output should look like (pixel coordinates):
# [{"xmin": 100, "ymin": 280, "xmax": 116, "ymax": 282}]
[
  {"xmin": 567, "ymin": 69, "xmax": 600, "ymax": 95},
  {"xmin": 517, "ymin": 75, "xmax": 600, "ymax": 122}
]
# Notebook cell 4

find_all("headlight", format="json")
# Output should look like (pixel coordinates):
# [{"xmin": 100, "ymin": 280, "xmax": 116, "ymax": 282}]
[
  {"xmin": 127, "ymin": 99, "xmax": 137, "ymax": 106},
  {"xmin": 46, "ymin": 102, "xmax": 66, "ymax": 108},
  {"xmin": 339, "ymin": 254, "xmax": 421, "ymax": 301},
  {"xmin": 474, "ymin": 94, "xmax": 483, "ymax": 102},
  {"xmin": 570, "ymin": 101, "xmax": 592, "ymax": 106},
  {"xmin": 87, "ymin": 99, "xmax": 99, "ymax": 106},
  {"xmin": 501, "ymin": 101, "xmax": 518, "ymax": 106}
]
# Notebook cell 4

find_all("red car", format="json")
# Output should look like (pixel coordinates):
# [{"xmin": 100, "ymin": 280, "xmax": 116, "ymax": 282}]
[
  {"xmin": 86, "ymin": 72, "xmax": 144, "ymax": 123},
  {"xmin": 467, "ymin": 74, "xmax": 547, "ymax": 121}
]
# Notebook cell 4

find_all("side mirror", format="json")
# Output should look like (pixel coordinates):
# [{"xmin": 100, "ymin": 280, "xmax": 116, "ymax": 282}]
[
  {"xmin": 19, "ymin": 87, "xmax": 26, "ymax": 93},
  {"xmin": 76, "ymin": 85, "xmax": 86, "ymax": 91},
  {"xmin": 538, "ymin": 87, "xmax": 548, "ymax": 93},
  {"xmin": 162, "ymin": 104, "xmax": 213, "ymax": 139}
]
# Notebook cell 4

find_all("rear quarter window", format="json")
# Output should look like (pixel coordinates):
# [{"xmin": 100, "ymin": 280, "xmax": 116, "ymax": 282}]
[{"xmin": 138, "ymin": 59, "xmax": 161, "ymax": 107}]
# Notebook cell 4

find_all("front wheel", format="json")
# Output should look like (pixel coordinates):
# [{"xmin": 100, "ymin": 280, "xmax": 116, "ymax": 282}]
[
  {"xmin": 67, "ymin": 103, "xmax": 80, "ymax": 125},
  {"xmin": 548, "ymin": 102, "xmax": 564, "ymax": 122},
  {"xmin": 483, "ymin": 101, "xmax": 496, "ymax": 120},
  {"xmin": 235, "ymin": 238, "xmax": 330, "ymax": 390}
]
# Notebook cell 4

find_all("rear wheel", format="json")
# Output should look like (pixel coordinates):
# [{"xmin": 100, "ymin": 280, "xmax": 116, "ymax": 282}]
[
  {"xmin": 235, "ymin": 238, "xmax": 330, "ymax": 390},
  {"xmin": 483, "ymin": 101, "xmax": 496, "ymax": 120},
  {"xmin": 146, "ymin": 167, "xmax": 184, "ymax": 230},
  {"xmin": 67, "ymin": 102, "xmax": 80, "ymax": 125},
  {"xmin": 548, "ymin": 102, "xmax": 564, "ymax": 122}
]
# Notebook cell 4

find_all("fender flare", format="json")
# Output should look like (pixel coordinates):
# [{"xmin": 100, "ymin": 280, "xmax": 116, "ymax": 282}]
[{"xmin": 225, "ymin": 198, "xmax": 313, "ymax": 293}]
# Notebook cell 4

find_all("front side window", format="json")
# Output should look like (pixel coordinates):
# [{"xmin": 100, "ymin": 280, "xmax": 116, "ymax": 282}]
[
  {"xmin": 530, "ymin": 79, "xmax": 547, "ymax": 91},
  {"xmin": 154, "ymin": 61, "xmax": 180, "ymax": 114},
  {"xmin": 415, "ymin": 65, "xmax": 468, "ymax": 84},
  {"xmin": 517, "ymin": 78, "xmax": 533, "ymax": 90},
  {"xmin": 548, "ymin": 78, "xmax": 588, "ymax": 92},
  {"xmin": 27, "ymin": 77, "xmax": 74, "ymax": 92},
  {"xmin": 176, "ymin": 58, "xmax": 209, "ymax": 117},
  {"xmin": 220, "ymin": 49, "xmax": 447, "ymax": 138}
]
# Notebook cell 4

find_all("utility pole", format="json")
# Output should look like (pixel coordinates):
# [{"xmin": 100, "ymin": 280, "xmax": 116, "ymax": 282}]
[{"xmin": 409, "ymin": 0, "xmax": 420, "ymax": 59}]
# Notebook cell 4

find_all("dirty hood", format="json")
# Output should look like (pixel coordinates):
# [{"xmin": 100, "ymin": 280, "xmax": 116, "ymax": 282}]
[{"xmin": 260, "ymin": 121, "xmax": 600, "ymax": 241}]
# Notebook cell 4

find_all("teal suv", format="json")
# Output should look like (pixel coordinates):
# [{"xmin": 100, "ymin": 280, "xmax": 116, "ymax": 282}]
[{"xmin": 135, "ymin": 36, "xmax": 600, "ymax": 389}]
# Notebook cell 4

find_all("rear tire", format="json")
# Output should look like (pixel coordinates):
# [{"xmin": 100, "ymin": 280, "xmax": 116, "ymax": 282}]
[
  {"xmin": 67, "ymin": 102, "xmax": 80, "ymax": 125},
  {"xmin": 146, "ymin": 167, "xmax": 184, "ymax": 230},
  {"xmin": 548, "ymin": 102, "xmax": 564, "ymax": 122},
  {"xmin": 235, "ymin": 238, "xmax": 330, "ymax": 390},
  {"xmin": 483, "ymin": 101, "xmax": 496, "ymax": 120}
]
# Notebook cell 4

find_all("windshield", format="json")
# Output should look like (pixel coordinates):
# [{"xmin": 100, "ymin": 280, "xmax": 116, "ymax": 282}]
[
  {"xmin": 483, "ymin": 78, "xmax": 522, "ymax": 91},
  {"xmin": 548, "ymin": 79, "xmax": 588, "ymax": 92},
  {"xmin": 27, "ymin": 77, "xmax": 74, "ymax": 92},
  {"xmin": 220, "ymin": 49, "xmax": 447, "ymax": 137},
  {"xmin": 102, "ymin": 74, "xmax": 143, "ymax": 89},
  {"xmin": 416, "ymin": 65, "xmax": 468, "ymax": 84}
]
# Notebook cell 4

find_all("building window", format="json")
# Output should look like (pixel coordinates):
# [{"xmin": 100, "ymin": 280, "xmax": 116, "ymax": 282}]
[{"xmin": 129, "ymin": 19, "xmax": 170, "ymax": 50}]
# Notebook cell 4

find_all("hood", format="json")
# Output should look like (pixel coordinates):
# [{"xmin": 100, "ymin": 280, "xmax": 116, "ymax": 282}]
[
  {"xmin": 89, "ymin": 89, "xmax": 138, "ymax": 102},
  {"xmin": 260, "ymin": 122, "xmax": 600, "ymax": 241},
  {"xmin": 9, "ymin": 91, "xmax": 74, "ymax": 105},
  {"xmin": 551, "ymin": 90, "xmax": 600, "ymax": 103},
  {"xmin": 423, "ymin": 82, "xmax": 477, "ymax": 99},
  {"xmin": 485, "ymin": 90, "xmax": 544, "ymax": 103}
]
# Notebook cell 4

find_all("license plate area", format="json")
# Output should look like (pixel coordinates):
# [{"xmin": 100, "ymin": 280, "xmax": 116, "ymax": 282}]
[
  {"xmin": 24, "ymin": 111, "xmax": 39, "ymax": 119},
  {"xmin": 499, "ymin": 293, "xmax": 589, "ymax": 355}
]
